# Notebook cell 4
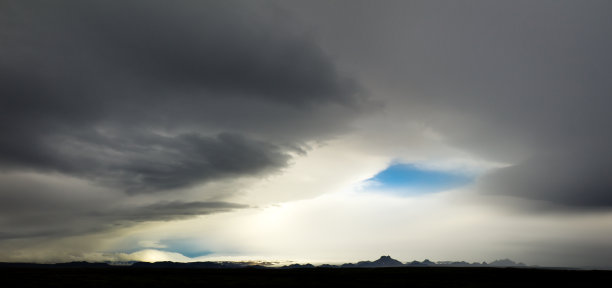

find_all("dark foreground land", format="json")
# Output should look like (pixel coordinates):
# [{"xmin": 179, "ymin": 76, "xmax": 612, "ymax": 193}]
[{"xmin": 1, "ymin": 266, "xmax": 609, "ymax": 288}]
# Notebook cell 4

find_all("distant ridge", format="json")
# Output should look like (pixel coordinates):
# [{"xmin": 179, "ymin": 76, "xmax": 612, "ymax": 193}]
[
  {"xmin": 489, "ymin": 259, "xmax": 526, "ymax": 267},
  {"xmin": 341, "ymin": 255, "xmax": 404, "ymax": 268},
  {"xmin": 0, "ymin": 262, "xmax": 111, "ymax": 268},
  {"xmin": 0, "ymin": 256, "xmax": 533, "ymax": 269}
]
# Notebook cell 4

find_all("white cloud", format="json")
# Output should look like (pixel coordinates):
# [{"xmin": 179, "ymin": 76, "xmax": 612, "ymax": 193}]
[{"xmin": 138, "ymin": 240, "xmax": 167, "ymax": 249}]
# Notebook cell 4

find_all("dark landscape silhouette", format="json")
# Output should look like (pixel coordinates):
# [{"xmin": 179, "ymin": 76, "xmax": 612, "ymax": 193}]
[
  {"xmin": 0, "ymin": 255, "xmax": 530, "ymax": 269},
  {"xmin": 0, "ymin": 256, "xmax": 609, "ymax": 288}
]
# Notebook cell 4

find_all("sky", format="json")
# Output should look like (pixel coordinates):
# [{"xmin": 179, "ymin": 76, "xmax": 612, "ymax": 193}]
[{"xmin": 1, "ymin": 0, "xmax": 612, "ymax": 267}]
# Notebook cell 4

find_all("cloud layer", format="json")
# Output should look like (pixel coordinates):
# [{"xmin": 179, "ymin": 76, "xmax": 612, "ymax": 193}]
[
  {"xmin": 290, "ymin": 0, "xmax": 612, "ymax": 208},
  {"xmin": 0, "ymin": 0, "xmax": 367, "ymax": 257},
  {"xmin": 0, "ymin": 0, "xmax": 366, "ymax": 193},
  {"xmin": 2, "ymin": 0, "xmax": 612, "ymax": 266}
]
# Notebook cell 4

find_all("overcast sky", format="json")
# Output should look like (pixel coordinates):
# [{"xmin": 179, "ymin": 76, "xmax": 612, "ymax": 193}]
[{"xmin": 2, "ymin": 0, "xmax": 612, "ymax": 267}]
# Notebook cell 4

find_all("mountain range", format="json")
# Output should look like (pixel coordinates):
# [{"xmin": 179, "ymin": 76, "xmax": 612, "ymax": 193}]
[{"xmin": 0, "ymin": 256, "xmax": 528, "ymax": 269}]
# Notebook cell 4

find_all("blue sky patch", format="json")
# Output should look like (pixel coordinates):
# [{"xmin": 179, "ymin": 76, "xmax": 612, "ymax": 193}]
[
  {"xmin": 159, "ymin": 238, "xmax": 213, "ymax": 258},
  {"xmin": 364, "ymin": 163, "xmax": 473, "ymax": 195},
  {"xmin": 114, "ymin": 238, "xmax": 213, "ymax": 259}
]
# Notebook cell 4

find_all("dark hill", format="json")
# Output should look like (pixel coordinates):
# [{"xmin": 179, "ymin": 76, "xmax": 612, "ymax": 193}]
[{"xmin": 344, "ymin": 256, "xmax": 405, "ymax": 268}]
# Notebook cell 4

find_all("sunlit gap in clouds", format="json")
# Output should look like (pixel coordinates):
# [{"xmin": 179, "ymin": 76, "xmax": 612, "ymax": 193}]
[{"xmin": 363, "ymin": 163, "xmax": 475, "ymax": 195}]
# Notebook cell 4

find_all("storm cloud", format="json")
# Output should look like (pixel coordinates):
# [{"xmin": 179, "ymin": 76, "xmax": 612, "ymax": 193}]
[
  {"xmin": 0, "ymin": 0, "xmax": 370, "ymax": 260},
  {"xmin": 0, "ymin": 0, "xmax": 365, "ymax": 193},
  {"xmin": 0, "ymin": 172, "xmax": 248, "ymax": 240},
  {"xmin": 289, "ymin": 0, "xmax": 612, "ymax": 208},
  {"xmin": 3, "ymin": 0, "xmax": 612, "ymax": 267}
]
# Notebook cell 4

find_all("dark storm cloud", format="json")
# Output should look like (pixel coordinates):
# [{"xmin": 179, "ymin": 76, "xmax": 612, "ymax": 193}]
[
  {"xmin": 1, "ymin": 131, "xmax": 290, "ymax": 193},
  {"xmin": 0, "ymin": 174, "xmax": 248, "ymax": 239},
  {"xmin": 480, "ymin": 152, "xmax": 612, "ymax": 208},
  {"xmin": 0, "ymin": 0, "xmax": 365, "ymax": 192},
  {"xmin": 407, "ymin": 0, "xmax": 612, "ymax": 208},
  {"xmin": 0, "ymin": 199, "xmax": 246, "ymax": 239},
  {"xmin": 115, "ymin": 201, "xmax": 249, "ymax": 222},
  {"xmin": 287, "ymin": 0, "xmax": 612, "ymax": 208}
]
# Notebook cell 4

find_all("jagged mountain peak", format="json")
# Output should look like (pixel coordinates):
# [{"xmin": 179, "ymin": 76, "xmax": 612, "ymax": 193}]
[{"xmin": 371, "ymin": 255, "xmax": 403, "ymax": 267}]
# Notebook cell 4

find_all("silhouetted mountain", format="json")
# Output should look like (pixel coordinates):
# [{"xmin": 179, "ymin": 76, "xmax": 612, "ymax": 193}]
[
  {"xmin": 0, "ymin": 256, "xmax": 534, "ymax": 270},
  {"xmin": 281, "ymin": 263, "xmax": 315, "ymax": 269},
  {"xmin": 435, "ymin": 261, "xmax": 476, "ymax": 267},
  {"xmin": 489, "ymin": 259, "xmax": 526, "ymax": 267},
  {"xmin": 407, "ymin": 259, "xmax": 436, "ymax": 266},
  {"xmin": 319, "ymin": 264, "xmax": 339, "ymax": 268},
  {"xmin": 54, "ymin": 261, "xmax": 111, "ymax": 268},
  {"xmin": 132, "ymin": 261, "xmax": 186, "ymax": 268},
  {"xmin": 372, "ymin": 255, "xmax": 404, "ymax": 267},
  {"xmin": 422, "ymin": 259, "xmax": 435, "ymax": 265},
  {"xmin": 344, "ymin": 256, "xmax": 404, "ymax": 268},
  {"xmin": 244, "ymin": 265, "xmax": 270, "ymax": 269},
  {"xmin": 408, "ymin": 260, "xmax": 423, "ymax": 266},
  {"xmin": 447, "ymin": 261, "xmax": 470, "ymax": 267}
]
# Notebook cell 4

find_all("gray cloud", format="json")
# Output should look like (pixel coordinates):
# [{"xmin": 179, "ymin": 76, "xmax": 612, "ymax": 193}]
[
  {"xmin": 0, "ymin": 173, "xmax": 248, "ymax": 240},
  {"xmin": 480, "ymin": 151, "xmax": 612, "ymax": 208},
  {"xmin": 0, "ymin": 179, "xmax": 248, "ymax": 261},
  {"xmin": 0, "ymin": 199, "xmax": 246, "ymax": 239},
  {"xmin": 286, "ymin": 0, "xmax": 612, "ymax": 208},
  {"xmin": 0, "ymin": 0, "xmax": 367, "ymax": 192},
  {"xmin": 0, "ymin": 0, "xmax": 369, "ymax": 257},
  {"xmin": 4, "ymin": 0, "xmax": 612, "ymax": 267},
  {"xmin": 1, "ymin": 131, "xmax": 290, "ymax": 193},
  {"xmin": 108, "ymin": 201, "xmax": 249, "ymax": 225},
  {"xmin": 97, "ymin": 201, "xmax": 249, "ymax": 229}
]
